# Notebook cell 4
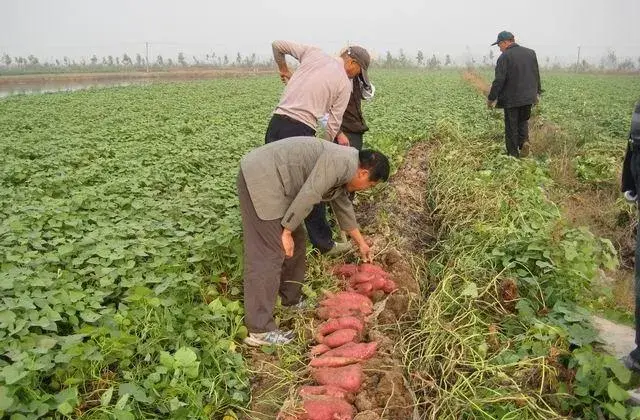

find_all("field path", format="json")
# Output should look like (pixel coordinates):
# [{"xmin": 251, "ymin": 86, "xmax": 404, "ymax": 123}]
[{"xmin": 593, "ymin": 315, "xmax": 634, "ymax": 358}]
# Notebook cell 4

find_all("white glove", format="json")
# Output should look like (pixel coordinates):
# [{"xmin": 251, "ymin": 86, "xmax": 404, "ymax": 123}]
[
  {"xmin": 624, "ymin": 190, "xmax": 637, "ymax": 204},
  {"xmin": 362, "ymin": 83, "xmax": 375, "ymax": 100},
  {"xmin": 318, "ymin": 113, "xmax": 329, "ymax": 129}
]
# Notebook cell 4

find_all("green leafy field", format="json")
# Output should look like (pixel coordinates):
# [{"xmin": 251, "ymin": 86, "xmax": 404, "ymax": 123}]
[{"xmin": 1, "ymin": 70, "xmax": 639, "ymax": 419}]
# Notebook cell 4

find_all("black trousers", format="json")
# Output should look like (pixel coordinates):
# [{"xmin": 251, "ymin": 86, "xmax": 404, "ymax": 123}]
[
  {"xmin": 627, "ymin": 147, "xmax": 640, "ymax": 362},
  {"xmin": 503, "ymin": 105, "xmax": 532, "ymax": 157},
  {"xmin": 342, "ymin": 131, "xmax": 364, "ymax": 151},
  {"xmin": 338, "ymin": 131, "xmax": 364, "ymax": 201},
  {"xmin": 265, "ymin": 113, "xmax": 316, "ymax": 144},
  {"xmin": 263, "ymin": 114, "xmax": 335, "ymax": 252}
]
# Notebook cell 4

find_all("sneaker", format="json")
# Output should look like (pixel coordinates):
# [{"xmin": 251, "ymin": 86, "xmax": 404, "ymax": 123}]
[
  {"xmin": 244, "ymin": 329, "xmax": 293, "ymax": 347},
  {"xmin": 287, "ymin": 299, "xmax": 310, "ymax": 311},
  {"xmin": 325, "ymin": 241, "xmax": 353, "ymax": 256},
  {"xmin": 621, "ymin": 354, "xmax": 640, "ymax": 374}
]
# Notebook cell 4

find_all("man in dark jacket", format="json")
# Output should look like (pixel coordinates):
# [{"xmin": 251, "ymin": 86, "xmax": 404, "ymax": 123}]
[
  {"xmin": 621, "ymin": 101, "xmax": 640, "ymax": 372},
  {"xmin": 487, "ymin": 31, "xmax": 542, "ymax": 158},
  {"xmin": 336, "ymin": 74, "xmax": 375, "ymax": 151}
]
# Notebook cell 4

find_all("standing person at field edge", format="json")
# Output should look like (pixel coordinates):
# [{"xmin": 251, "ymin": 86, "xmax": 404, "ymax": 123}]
[
  {"xmin": 237, "ymin": 137, "xmax": 390, "ymax": 346},
  {"xmin": 265, "ymin": 40, "xmax": 372, "ymax": 256},
  {"xmin": 487, "ymin": 31, "xmax": 542, "ymax": 158},
  {"xmin": 620, "ymin": 101, "xmax": 640, "ymax": 372},
  {"xmin": 336, "ymin": 72, "xmax": 375, "ymax": 150}
]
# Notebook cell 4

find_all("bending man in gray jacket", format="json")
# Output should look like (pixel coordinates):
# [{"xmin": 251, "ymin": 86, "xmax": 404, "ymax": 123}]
[{"xmin": 237, "ymin": 137, "xmax": 390, "ymax": 346}]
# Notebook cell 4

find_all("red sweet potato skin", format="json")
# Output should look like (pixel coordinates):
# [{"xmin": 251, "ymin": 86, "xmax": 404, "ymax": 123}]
[
  {"xmin": 358, "ymin": 263, "xmax": 387, "ymax": 276},
  {"xmin": 301, "ymin": 396, "xmax": 355, "ymax": 420},
  {"xmin": 317, "ymin": 317, "xmax": 364, "ymax": 337},
  {"xmin": 369, "ymin": 275, "xmax": 386, "ymax": 290},
  {"xmin": 309, "ymin": 356, "xmax": 359, "ymax": 368},
  {"xmin": 309, "ymin": 344, "xmax": 331, "ymax": 356},
  {"xmin": 351, "ymin": 282, "xmax": 373, "ymax": 296},
  {"xmin": 322, "ymin": 328, "xmax": 359, "ymax": 348},
  {"xmin": 317, "ymin": 306, "xmax": 366, "ymax": 320},
  {"xmin": 320, "ymin": 291, "xmax": 373, "ymax": 307},
  {"xmin": 320, "ymin": 300, "xmax": 372, "ymax": 314},
  {"xmin": 323, "ymin": 342, "xmax": 377, "ymax": 360},
  {"xmin": 315, "ymin": 318, "xmax": 364, "ymax": 344},
  {"xmin": 299, "ymin": 385, "xmax": 355, "ymax": 403},
  {"xmin": 312, "ymin": 364, "xmax": 364, "ymax": 393},
  {"xmin": 383, "ymin": 279, "xmax": 398, "ymax": 293},
  {"xmin": 332, "ymin": 264, "xmax": 358, "ymax": 279},
  {"xmin": 351, "ymin": 271, "xmax": 375, "ymax": 284}
]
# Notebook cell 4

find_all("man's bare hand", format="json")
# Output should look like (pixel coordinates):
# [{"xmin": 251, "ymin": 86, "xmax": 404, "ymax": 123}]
[
  {"xmin": 280, "ymin": 70, "xmax": 292, "ymax": 84},
  {"xmin": 281, "ymin": 229, "xmax": 294, "ymax": 258},
  {"xmin": 487, "ymin": 99, "xmax": 496, "ymax": 109},
  {"xmin": 336, "ymin": 132, "xmax": 350, "ymax": 146},
  {"xmin": 358, "ymin": 242, "xmax": 372, "ymax": 262}
]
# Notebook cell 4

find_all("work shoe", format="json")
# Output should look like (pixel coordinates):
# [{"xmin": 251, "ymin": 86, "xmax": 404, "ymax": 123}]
[
  {"xmin": 621, "ymin": 354, "xmax": 640, "ymax": 374},
  {"xmin": 325, "ymin": 241, "xmax": 353, "ymax": 256},
  {"xmin": 244, "ymin": 329, "xmax": 294, "ymax": 347},
  {"xmin": 287, "ymin": 299, "xmax": 310, "ymax": 311}
]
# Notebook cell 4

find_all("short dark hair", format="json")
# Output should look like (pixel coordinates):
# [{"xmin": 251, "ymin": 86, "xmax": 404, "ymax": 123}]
[{"xmin": 359, "ymin": 150, "xmax": 390, "ymax": 182}]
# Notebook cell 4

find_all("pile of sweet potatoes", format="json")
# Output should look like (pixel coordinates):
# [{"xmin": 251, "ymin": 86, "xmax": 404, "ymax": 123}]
[
  {"xmin": 279, "ymin": 263, "xmax": 397, "ymax": 420},
  {"xmin": 333, "ymin": 263, "xmax": 397, "ymax": 298}
]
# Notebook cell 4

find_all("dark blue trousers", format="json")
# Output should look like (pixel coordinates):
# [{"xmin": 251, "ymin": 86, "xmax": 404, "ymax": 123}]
[{"xmin": 264, "ymin": 114, "xmax": 334, "ymax": 252}]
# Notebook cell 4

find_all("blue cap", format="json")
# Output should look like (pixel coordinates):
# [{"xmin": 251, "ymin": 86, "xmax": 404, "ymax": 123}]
[{"xmin": 491, "ymin": 31, "xmax": 515, "ymax": 46}]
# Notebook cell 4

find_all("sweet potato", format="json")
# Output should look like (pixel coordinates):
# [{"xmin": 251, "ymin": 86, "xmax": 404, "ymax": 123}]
[
  {"xmin": 317, "ymin": 306, "xmax": 365, "ymax": 320},
  {"xmin": 301, "ymin": 396, "xmax": 355, "ymax": 420},
  {"xmin": 320, "ymin": 291, "xmax": 373, "ymax": 307},
  {"xmin": 323, "ymin": 342, "xmax": 377, "ymax": 360},
  {"xmin": 332, "ymin": 264, "xmax": 358, "ymax": 279},
  {"xmin": 319, "ymin": 298, "xmax": 372, "ymax": 315},
  {"xmin": 299, "ymin": 385, "xmax": 355, "ymax": 403},
  {"xmin": 310, "ymin": 344, "xmax": 331, "ymax": 356},
  {"xmin": 382, "ymin": 279, "xmax": 398, "ymax": 294},
  {"xmin": 358, "ymin": 263, "xmax": 387, "ymax": 276},
  {"xmin": 312, "ymin": 364, "xmax": 364, "ymax": 393},
  {"xmin": 369, "ymin": 275, "xmax": 387, "ymax": 291},
  {"xmin": 322, "ymin": 328, "xmax": 359, "ymax": 348},
  {"xmin": 350, "ymin": 271, "xmax": 375, "ymax": 284},
  {"xmin": 317, "ymin": 317, "xmax": 364, "ymax": 336},
  {"xmin": 351, "ymin": 282, "xmax": 373, "ymax": 296},
  {"xmin": 309, "ymin": 356, "xmax": 360, "ymax": 368}
]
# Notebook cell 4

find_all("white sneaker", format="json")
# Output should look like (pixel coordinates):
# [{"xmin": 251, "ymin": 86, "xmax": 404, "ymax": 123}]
[
  {"xmin": 243, "ymin": 329, "xmax": 293, "ymax": 346},
  {"xmin": 288, "ymin": 300, "xmax": 309, "ymax": 311}
]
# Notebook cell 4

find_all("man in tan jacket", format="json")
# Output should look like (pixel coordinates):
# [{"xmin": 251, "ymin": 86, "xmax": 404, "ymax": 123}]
[{"xmin": 238, "ymin": 137, "xmax": 390, "ymax": 346}]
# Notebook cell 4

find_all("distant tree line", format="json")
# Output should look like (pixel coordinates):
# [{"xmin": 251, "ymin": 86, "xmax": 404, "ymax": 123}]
[
  {"xmin": 0, "ymin": 51, "xmax": 277, "ymax": 75},
  {"xmin": 1, "ymin": 48, "xmax": 638, "ymax": 74}
]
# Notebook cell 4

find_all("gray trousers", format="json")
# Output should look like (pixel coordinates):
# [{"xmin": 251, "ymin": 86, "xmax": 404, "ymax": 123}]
[{"xmin": 237, "ymin": 170, "xmax": 306, "ymax": 333}]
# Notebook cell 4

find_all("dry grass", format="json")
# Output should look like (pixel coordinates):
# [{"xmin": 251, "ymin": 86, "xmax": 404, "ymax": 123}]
[{"xmin": 462, "ymin": 70, "xmax": 490, "ymax": 96}]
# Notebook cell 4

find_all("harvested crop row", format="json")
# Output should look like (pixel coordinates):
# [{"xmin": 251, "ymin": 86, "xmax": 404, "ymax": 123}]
[{"xmin": 279, "ymin": 263, "xmax": 397, "ymax": 420}]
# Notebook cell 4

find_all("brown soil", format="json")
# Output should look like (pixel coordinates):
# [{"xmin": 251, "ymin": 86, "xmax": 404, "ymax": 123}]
[
  {"xmin": 242, "ymin": 349, "xmax": 304, "ymax": 420},
  {"xmin": 462, "ymin": 70, "xmax": 490, "ymax": 96},
  {"xmin": 0, "ymin": 68, "xmax": 275, "ymax": 86}
]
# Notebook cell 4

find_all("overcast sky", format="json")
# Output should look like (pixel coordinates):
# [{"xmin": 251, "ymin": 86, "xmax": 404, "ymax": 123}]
[{"xmin": 2, "ymin": 0, "xmax": 639, "ymax": 65}]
